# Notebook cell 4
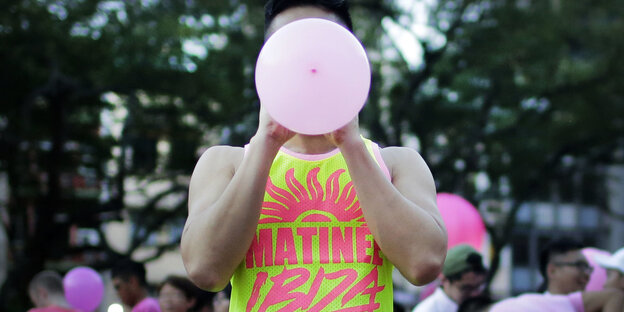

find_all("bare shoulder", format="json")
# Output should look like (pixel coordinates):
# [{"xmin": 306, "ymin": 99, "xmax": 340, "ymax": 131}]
[
  {"xmin": 188, "ymin": 145, "xmax": 244, "ymax": 215},
  {"xmin": 193, "ymin": 145, "xmax": 245, "ymax": 174},
  {"xmin": 379, "ymin": 146, "xmax": 437, "ymax": 211},
  {"xmin": 379, "ymin": 146, "xmax": 430, "ymax": 174},
  {"xmin": 189, "ymin": 145, "xmax": 244, "ymax": 195}
]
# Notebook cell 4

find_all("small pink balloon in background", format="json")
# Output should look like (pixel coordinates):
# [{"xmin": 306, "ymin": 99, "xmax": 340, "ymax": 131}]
[
  {"xmin": 582, "ymin": 247, "xmax": 611, "ymax": 291},
  {"xmin": 63, "ymin": 266, "xmax": 104, "ymax": 312},
  {"xmin": 255, "ymin": 18, "xmax": 371, "ymax": 135},
  {"xmin": 436, "ymin": 193, "xmax": 486, "ymax": 251}
]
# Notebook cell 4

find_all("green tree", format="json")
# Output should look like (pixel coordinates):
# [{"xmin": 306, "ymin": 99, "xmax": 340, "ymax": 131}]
[
  {"xmin": 0, "ymin": 1, "xmax": 396, "ymax": 309},
  {"xmin": 372, "ymin": 0, "xmax": 624, "ymax": 285},
  {"xmin": 0, "ymin": 0, "xmax": 264, "ymax": 309}
]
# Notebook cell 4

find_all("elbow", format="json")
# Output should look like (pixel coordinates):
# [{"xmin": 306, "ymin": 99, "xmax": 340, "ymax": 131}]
[
  {"xmin": 403, "ymin": 244, "xmax": 446, "ymax": 286},
  {"xmin": 182, "ymin": 244, "xmax": 230, "ymax": 291},
  {"xmin": 404, "ymin": 233, "xmax": 447, "ymax": 285},
  {"xmin": 404, "ymin": 256, "xmax": 445, "ymax": 286},
  {"xmin": 185, "ymin": 261, "xmax": 230, "ymax": 292}
]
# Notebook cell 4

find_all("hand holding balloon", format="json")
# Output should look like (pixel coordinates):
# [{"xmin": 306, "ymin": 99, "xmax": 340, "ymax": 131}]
[
  {"xmin": 254, "ymin": 106, "xmax": 296, "ymax": 148},
  {"xmin": 255, "ymin": 18, "xmax": 370, "ymax": 135},
  {"xmin": 324, "ymin": 116, "xmax": 360, "ymax": 148}
]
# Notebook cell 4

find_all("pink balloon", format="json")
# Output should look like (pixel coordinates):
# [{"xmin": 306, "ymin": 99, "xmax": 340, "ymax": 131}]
[
  {"xmin": 436, "ymin": 193, "xmax": 486, "ymax": 250},
  {"xmin": 63, "ymin": 267, "xmax": 104, "ymax": 312},
  {"xmin": 255, "ymin": 18, "xmax": 371, "ymax": 135},
  {"xmin": 582, "ymin": 248, "xmax": 611, "ymax": 291}
]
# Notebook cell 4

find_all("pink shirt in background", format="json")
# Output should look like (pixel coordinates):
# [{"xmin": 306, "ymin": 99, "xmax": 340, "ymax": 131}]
[
  {"xmin": 489, "ymin": 292, "xmax": 584, "ymax": 312},
  {"xmin": 132, "ymin": 297, "xmax": 161, "ymax": 312},
  {"xmin": 28, "ymin": 306, "xmax": 79, "ymax": 312}
]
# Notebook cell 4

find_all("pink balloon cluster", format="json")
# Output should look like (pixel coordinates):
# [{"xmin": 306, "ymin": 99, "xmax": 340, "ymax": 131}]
[
  {"xmin": 436, "ymin": 193, "xmax": 486, "ymax": 251},
  {"xmin": 255, "ymin": 18, "xmax": 371, "ymax": 135},
  {"xmin": 63, "ymin": 267, "xmax": 104, "ymax": 312}
]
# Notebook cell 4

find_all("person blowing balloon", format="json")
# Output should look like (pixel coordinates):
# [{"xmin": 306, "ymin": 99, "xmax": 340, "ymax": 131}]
[{"xmin": 181, "ymin": 1, "xmax": 447, "ymax": 311}]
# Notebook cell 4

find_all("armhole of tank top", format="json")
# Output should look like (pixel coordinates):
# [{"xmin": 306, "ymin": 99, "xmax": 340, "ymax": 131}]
[{"xmin": 369, "ymin": 141, "xmax": 391, "ymax": 181}]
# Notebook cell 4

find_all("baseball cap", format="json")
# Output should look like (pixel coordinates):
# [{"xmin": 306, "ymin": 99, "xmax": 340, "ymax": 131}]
[
  {"xmin": 593, "ymin": 247, "xmax": 624, "ymax": 273},
  {"xmin": 443, "ymin": 244, "xmax": 483, "ymax": 276}
]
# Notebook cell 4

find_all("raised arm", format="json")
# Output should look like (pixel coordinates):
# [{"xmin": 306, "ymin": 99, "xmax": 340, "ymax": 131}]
[
  {"xmin": 582, "ymin": 289, "xmax": 624, "ymax": 312},
  {"xmin": 328, "ymin": 121, "xmax": 447, "ymax": 285},
  {"xmin": 181, "ymin": 110, "xmax": 294, "ymax": 291}
]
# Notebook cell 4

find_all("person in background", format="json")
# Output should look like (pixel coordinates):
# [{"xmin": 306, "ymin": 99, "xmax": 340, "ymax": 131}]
[
  {"xmin": 457, "ymin": 295, "xmax": 494, "ymax": 312},
  {"xmin": 211, "ymin": 291, "xmax": 230, "ymax": 312},
  {"xmin": 195, "ymin": 289, "xmax": 216, "ymax": 312},
  {"xmin": 195, "ymin": 284, "xmax": 230, "ymax": 312},
  {"xmin": 538, "ymin": 238, "xmax": 591, "ymax": 294},
  {"xmin": 412, "ymin": 244, "xmax": 487, "ymax": 312},
  {"xmin": 28, "ymin": 270, "xmax": 78, "ymax": 312},
  {"xmin": 158, "ymin": 276, "xmax": 201, "ymax": 312},
  {"xmin": 488, "ymin": 288, "xmax": 624, "ymax": 312},
  {"xmin": 488, "ymin": 239, "xmax": 624, "ymax": 312},
  {"xmin": 111, "ymin": 258, "xmax": 161, "ymax": 312}
]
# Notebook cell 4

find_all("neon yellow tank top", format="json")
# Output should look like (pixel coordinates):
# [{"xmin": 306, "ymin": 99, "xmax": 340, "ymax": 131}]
[{"xmin": 230, "ymin": 138, "xmax": 394, "ymax": 311}]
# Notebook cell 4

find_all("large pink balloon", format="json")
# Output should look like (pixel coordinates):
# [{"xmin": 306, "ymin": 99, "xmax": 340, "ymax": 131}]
[
  {"xmin": 436, "ymin": 193, "xmax": 486, "ymax": 250},
  {"xmin": 255, "ymin": 18, "xmax": 371, "ymax": 135},
  {"xmin": 582, "ymin": 248, "xmax": 611, "ymax": 291},
  {"xmin": 63, "ymin": 267, "xmax": 104, "ymax": 312}
]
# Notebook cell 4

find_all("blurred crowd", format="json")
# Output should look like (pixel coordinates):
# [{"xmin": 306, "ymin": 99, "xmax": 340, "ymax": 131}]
[
  {"xmin": 25, "ymin": 237, "xmax": 624, "ymax": 311},
  {"xmin": 27, "ymin": 258, "xmax": 229, "ymax": 312},
  {"xmin": 407, "ymin": 238, "xmax": 624, "ymax": 312}
]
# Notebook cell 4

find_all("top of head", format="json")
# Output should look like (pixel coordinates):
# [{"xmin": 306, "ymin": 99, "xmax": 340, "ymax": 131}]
[{"xmin": 264, "ymin": 1, "xmax": 353, "ymax": 38}]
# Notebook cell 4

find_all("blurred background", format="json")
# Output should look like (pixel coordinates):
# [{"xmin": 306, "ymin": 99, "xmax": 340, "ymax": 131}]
[{"xmin": 1, "ymin": 0, "xmax": 623, "ymax": 311}]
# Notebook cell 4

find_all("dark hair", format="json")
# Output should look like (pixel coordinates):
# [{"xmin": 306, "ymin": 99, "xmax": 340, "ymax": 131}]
[
  {"xmin": 160, "ymin": 276, "xmax": 202, "ymax": 300},
  {"xmin": 196, "ymin": 290, "xmax": 217, "ymax": 311},
  {"xmin": 538, "ymin": 237, "xmax": 584, "ymax": 291},
  {"xmin": 29, "ymin": 270, "xmax": 64, "ymax": 295},
  {"xmin": 446, "ymin": 253, "xmax": 487, "ymax": 282},
  {"xmin": 457, "ymin": 295, "xmax": 494, "ymax": 312},
  {"xmin": 196, "ymin": 284, "xmax": 231, "ymax": 312},
  {"xmin": 111, "ymin": 258, "xmax": 147, "ymax": 287},
  {"xmin": 264, "ymin": 0, "xmax": 353, "ymax": 33}
]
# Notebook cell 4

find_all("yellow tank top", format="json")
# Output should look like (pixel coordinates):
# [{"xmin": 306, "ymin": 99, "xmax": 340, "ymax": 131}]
[{"xmin": 230, "ymin": 138, "xmax": 394, "ymax": 311}]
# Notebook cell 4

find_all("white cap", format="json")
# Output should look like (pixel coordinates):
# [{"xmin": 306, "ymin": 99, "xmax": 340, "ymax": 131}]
[{"xmin": 593, "ymin": 247, "xmax": 624, "ymax": 273}]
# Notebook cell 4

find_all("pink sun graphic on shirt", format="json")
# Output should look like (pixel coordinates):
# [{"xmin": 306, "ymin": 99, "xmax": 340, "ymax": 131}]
[{"xmin": 260, "ymin": 167, "xmax": 365, "ymax": 224}]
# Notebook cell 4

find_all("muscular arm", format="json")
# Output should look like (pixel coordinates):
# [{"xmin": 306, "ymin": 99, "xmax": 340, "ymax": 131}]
[
  {"xmin": 181, "ymin": 140, "xmax": 276, "ymax": 291},
  {"xmin": 334, "ymin": 132, "xmax": 447, "ymax": 285},
  {"xmin": 181, "ymin": 110, "xmax": 294, "ymax": 291}
]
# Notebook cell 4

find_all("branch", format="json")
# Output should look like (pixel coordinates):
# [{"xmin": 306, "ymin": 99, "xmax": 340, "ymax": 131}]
[
  {"xmin": 350, "ymin": 0, "xmax": 400, "ymax": 18},
  {"xmin": 390, "ymin": 0, "xmax": 481, "ymax": 144},
  {"xmin": 128, "ymin": 184, "xmax": 187, "ymax": 251},
  {"xmin": 141, "ymin": 241, "xmax": 182, "ymax": 263}
]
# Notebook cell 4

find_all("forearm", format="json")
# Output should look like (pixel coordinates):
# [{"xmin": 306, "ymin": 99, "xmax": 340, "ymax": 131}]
[
  {"xmin": 338, "ymin": 140, "xmax": 446, "ymax": 284},
  {"xmin": 584, "ymin": 289, "xmax": 624, "ymax": 312},
  {"xmin": 182, "ymin": 137, "xmax": 280, "ymax": 290}
]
